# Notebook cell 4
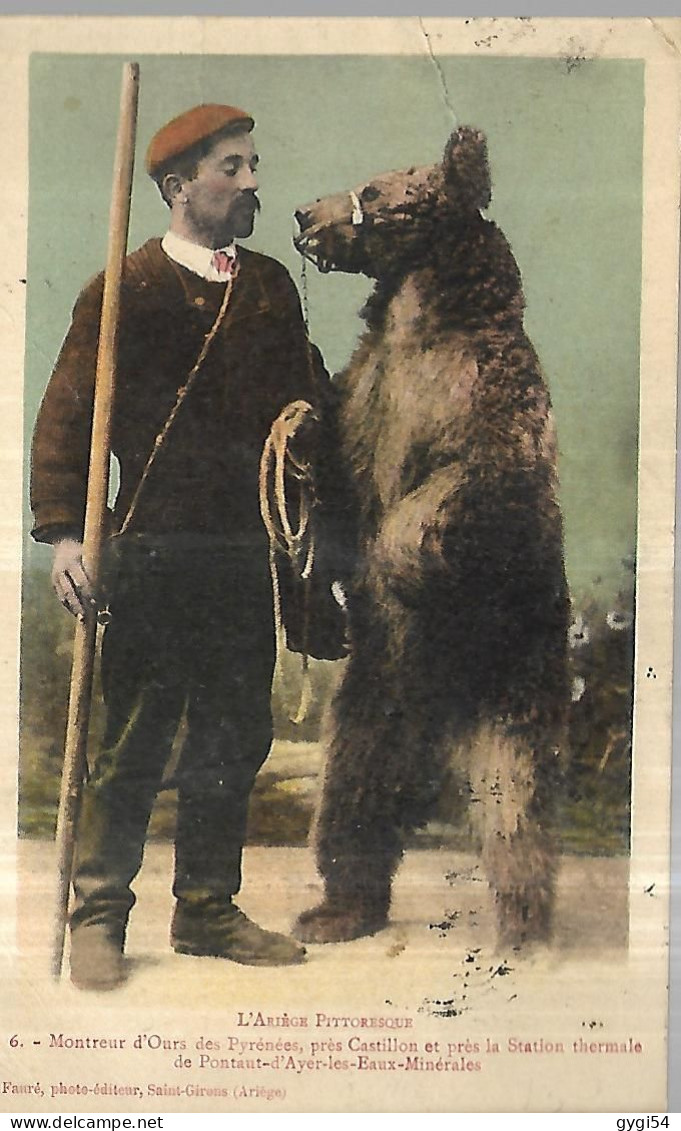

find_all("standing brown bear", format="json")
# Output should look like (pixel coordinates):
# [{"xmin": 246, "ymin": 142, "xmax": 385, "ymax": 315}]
[{"xmin": 292, "ymin": 127, "xmax": 571, "ymax": 949}]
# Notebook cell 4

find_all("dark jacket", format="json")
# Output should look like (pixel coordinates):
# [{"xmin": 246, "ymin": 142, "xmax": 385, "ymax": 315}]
[{"xmin": 30, "ymin": 238, "xmax": 334, "ymax": 544}]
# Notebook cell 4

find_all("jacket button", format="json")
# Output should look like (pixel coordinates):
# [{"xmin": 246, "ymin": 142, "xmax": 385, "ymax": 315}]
[{"xmin": 194, "ymin": 296, "xmax": 206, "ymax": 307}]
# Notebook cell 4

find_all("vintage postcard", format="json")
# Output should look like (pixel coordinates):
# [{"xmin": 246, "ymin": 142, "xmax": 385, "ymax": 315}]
[{"xmin": 0, "ymin": 16, "xmax": 678, "ymax": 1115}]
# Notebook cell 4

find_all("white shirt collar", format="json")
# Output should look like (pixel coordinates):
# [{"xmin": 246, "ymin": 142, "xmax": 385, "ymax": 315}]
[{"xmin": 161, "ymin": 230, "xmax": 238, "ymax": 283}]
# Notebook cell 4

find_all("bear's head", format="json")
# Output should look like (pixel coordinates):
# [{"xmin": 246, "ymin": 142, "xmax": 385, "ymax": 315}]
[{"xmin": 294, "ymin": 126, "xmax": 491, "ymax": 278}]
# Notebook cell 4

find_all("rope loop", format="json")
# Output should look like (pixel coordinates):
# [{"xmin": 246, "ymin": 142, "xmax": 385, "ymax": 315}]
[{"xmin": 259, "ymin": 399, "xmax": 319, "ymax": 724}]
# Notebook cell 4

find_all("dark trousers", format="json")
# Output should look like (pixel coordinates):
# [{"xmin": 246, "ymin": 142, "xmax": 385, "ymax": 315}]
[{"xmin": 71, "ymin": 536, "xmax": 276, "ymax": 931}]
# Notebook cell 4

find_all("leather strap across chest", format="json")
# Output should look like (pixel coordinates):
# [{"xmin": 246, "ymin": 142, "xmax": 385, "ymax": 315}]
[{"xmin": 116, "ymin": 261, "xmax": 241, "ymax": 536}]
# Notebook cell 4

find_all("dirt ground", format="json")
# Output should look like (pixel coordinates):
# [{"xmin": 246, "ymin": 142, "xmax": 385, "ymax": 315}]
[
  {"xmin": 5, "ymin": 841, "xmax": 667, "ymax": 1114},
  {"xmin": 15, "ymin": 840, "xmax": 629, "ymax": 1004}
]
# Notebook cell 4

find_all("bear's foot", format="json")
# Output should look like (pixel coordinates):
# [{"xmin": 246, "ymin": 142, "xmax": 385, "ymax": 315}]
[{"xmin": 293, "ymin": 900, "xmax": 389, "ymax": 944}]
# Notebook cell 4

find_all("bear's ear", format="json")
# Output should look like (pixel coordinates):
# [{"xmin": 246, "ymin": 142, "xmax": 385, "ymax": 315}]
[{"xmin": 443, "ymin": 126, "xmax": 492, "ymax": 212}]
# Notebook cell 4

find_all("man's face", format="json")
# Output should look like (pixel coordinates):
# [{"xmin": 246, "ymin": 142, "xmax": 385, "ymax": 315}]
[{"xmin": 181, "ymin": 131, "xmax": 260, "ymax": 247}]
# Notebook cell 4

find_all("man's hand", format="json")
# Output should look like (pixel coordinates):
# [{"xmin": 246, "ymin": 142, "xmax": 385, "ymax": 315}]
[{"xmin": 51, "ymin": 539, "xmax": 97, "ymax": 622}]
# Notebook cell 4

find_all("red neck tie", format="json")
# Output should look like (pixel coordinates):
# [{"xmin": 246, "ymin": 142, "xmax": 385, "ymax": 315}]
[{"xmin": 211, "ymin": 248, "xmax": 237, "ymax": 276}]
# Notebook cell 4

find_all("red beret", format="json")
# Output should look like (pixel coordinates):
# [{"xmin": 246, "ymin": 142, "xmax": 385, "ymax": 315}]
[{"xmin": 145, "ymin": 103, "xmax": 254, "ymax": 176}]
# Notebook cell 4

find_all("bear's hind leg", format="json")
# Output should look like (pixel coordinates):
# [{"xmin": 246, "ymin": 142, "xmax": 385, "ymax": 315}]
[
  {"xmin": 468, "ymin": 722, "xmax": 560, "ymax": 949},
  {"xmin": 293, "ymin": 727, "xmax": 402, "ymax": 943},
  {"xmin": 293, "ymin": 670, "xmax": 422, "ymax": 944}
]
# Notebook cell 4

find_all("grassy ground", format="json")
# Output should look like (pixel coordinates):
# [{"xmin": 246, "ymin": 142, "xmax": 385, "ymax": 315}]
[
  {"xmin": 19, "ymin": 566, "xmax": 633, "ymax": 855},
  {"xmin": 18, "ymin": 732, "xmax": 631, "ymax": 856}
]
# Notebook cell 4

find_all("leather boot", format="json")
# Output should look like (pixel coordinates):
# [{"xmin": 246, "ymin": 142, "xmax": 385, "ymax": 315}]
[
  {"xmin": 69, "ymin": 922, "xmax": 127, "ymax": 992},
  {"xmin": 170, "ymin": 900, "xmax": 306, "ymax": 966}
]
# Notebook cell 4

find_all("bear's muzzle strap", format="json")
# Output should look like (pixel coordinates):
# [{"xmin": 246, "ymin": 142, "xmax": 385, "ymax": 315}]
[{"xmin": 350, "ymin": 191, "xmax": 364, "ymax": 226}]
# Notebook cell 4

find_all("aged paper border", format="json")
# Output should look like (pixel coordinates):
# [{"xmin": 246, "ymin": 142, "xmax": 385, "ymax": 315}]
[{"xmin": 0, "ymin": 16, "xmax": 679, "ymax": 1114}]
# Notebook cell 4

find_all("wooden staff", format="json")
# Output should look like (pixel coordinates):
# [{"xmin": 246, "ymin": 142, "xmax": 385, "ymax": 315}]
[{"xmin": 51, "ymin": 62, "xmax": 140, "ymax": 979}]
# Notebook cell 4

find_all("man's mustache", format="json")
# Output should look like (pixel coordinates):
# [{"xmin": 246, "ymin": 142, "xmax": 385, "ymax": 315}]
[{"xmin": 236, "ymin": 192, "xmax": 261, "ymax": 212}]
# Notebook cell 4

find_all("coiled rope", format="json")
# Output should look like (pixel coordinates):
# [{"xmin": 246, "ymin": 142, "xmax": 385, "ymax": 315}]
[{"xmin": 259, "ymin": 399, "xmax": 318, "ymax": 725}]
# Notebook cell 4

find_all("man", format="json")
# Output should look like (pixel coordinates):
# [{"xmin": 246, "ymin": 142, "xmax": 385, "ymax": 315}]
[{"xmin": 31, "ymin": 103, "xmax": 335, "ymax": 990}]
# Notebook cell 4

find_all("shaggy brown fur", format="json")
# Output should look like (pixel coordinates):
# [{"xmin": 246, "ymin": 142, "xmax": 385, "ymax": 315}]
[{"xmin": 293, "ymin": 127, "xmax": 570, "ymax": 949}]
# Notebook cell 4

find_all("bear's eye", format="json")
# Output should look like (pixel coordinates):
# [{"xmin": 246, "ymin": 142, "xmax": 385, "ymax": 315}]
[{"xmin": 360, "ymin": 185, "xmax": 381, "ymax": 203}]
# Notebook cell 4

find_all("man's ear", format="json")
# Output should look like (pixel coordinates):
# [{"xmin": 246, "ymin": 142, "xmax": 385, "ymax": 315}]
[
  {"xmin": 442, "ymin": 127, "xmax": 492, "ymax": 213},
  {"xmin": 161, "ymin": 172, "xmax": 186, "ymax": 206}
]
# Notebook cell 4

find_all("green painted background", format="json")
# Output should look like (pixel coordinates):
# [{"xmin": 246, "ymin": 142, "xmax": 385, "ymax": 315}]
[{"xmin": 25, "ymin": 53, "xmax": 643, "ymax": 603}]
